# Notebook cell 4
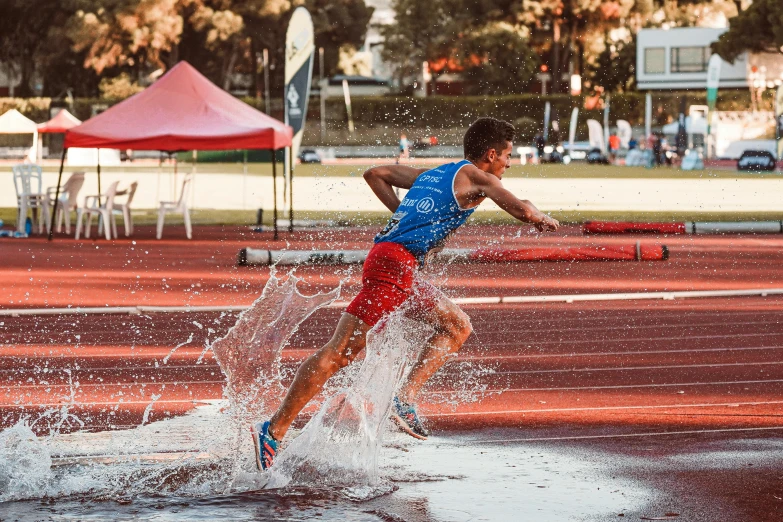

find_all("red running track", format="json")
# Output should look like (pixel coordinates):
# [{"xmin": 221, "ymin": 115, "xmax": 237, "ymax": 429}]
[
  {"xmin": 2, "ymin": 297, "xmax": 782, "ymax": 437},
  {"xmin": 1, "ymin": 224, "xmax": 782, "ymax": 438},
  {"xmin": 2, "ymin": 224, "xmax": 783, "ymax": 308}
]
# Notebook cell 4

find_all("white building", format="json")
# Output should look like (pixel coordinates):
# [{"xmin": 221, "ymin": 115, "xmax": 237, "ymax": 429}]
[
  {"xmin": 637, "ymin": 27, "xmax": 783, "ymax": 91},
  {"xmin": 636, "ymin": 27, "xmax": 750, "ymax": 90},
  {"xmin": 363, "ymin": 0, "xmax": 396, "ymax": 81}
]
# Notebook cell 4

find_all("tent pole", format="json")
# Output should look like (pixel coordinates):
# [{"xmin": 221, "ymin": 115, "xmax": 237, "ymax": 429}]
[
  {"xmin": 272, "ymin": 149, "xmax": 278, "ymax": 240},
  {"xmin": 96, "ymin": 148, "xmax": 102, "ymax": 205},
  {"xmin": 48, "ymin": 147, "xmax": 67, "ymax": 241},
  {"xmin": 243, "ymin": 150, "xmax": 248, "ymax": 211},
  {"xmin": 289, "ymin": 146, "xmax": 294, "ymax": 232}
]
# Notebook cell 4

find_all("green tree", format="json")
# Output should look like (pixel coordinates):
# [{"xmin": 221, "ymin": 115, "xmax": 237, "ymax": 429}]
[
  {"xmin": 516, "ymin": 0, "xmax": 637, "ymax": 93},
  {"xmin": 381, "ymin": 0, "xmax": 449, "ymax": 86},
  {"xmin": 455, "ymin": 23, "xmax": 540, "ymax": 95},
  {"xmin": 712, "ymin": 0, "xmax": 783, "ymax": 62},
  {"xmin": 0, "ymin": 0, "xmax": 81, "ymax": 96},
  {"xmin": 307, "ymin": 0, "xmax": 374, "ymax": 78},
  {"xmin": 589, "ymin": 33, "xmax": 637, "ymax": 92}
]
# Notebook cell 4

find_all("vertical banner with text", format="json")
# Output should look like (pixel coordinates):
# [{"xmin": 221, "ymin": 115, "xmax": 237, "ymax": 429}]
[
  {"xmin": 776, "ymin": 85, "xmax": 783, "ymax": 160},
  {"xmin": 285, "ymin": 7, "xmax": 315, "ymax": 181},
  {"xmin": 705, "ymin": 54, "xmax": 722, "ymax": 158}
]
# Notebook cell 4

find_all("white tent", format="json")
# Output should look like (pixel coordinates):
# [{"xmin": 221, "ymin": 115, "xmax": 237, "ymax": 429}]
[
  {"xmin": 0, "ymin": 109, "xmax": 38, "ymax": 162},
  {"xmin": 662, "ymin": 116, "xmax": 708, "ymax": 136}
]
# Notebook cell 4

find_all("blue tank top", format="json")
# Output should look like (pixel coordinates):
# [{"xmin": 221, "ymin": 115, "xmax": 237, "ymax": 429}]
[{"xmin": 375, "ymin": 160, "xmax": 475, "ymax": 262}]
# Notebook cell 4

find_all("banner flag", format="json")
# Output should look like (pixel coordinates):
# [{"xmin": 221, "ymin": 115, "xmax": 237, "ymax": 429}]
[
  {"xmin": 616, "ymin": 120, "xmax": 632, "ymax": 149},
  {"xmin": 285, "ymin": 7, "xmax": 315, "ymax": 168},
  {"xmin": 543, "ymin": 102, "xmax": 551, "ymax": 142},
  {"xmin": 706, "ymin": 54, "xmax": 722, "ymax": 157},
  {"xmin": 568, "ymin": 107, "xmax": 579, "ymax": 157},
  {"xmin": 776, "ymin": 84, "xmax": 783, "ymax": 160},
  {"xmin": 587, "ymin": 119, "xmax": 605, "ymax": 151},
  {"xmin": 603, "ymin": 94, "xmax": 610, "ymax": 154}
]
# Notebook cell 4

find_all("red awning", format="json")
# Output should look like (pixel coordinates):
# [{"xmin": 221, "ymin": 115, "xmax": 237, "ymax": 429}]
[
  {"xmin": 64, "ymin": 61, "xmax": 292, "ymax": 151},
  {"xmin": 38, "ymin": 109, "xmax": 82, "ymax": 133}
]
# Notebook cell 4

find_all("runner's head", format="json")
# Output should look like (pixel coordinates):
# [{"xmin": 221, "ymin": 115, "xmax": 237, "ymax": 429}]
[{"xmin": 463, "ymin": 117, "xmax": 515, "ymax": 177}]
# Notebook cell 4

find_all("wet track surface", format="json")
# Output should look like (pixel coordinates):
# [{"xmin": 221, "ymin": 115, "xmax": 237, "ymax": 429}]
[{"xmin": 2, "ymin": 225, "xmax": 783, "ymax": 519}]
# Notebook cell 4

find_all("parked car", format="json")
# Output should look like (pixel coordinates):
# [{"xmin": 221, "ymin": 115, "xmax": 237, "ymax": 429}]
[
  {"xmin": 586, "ymin": 147, "xmax": 610, "ymax": 165},
  {"xmin": 737, "ymin": 150, "xmax": 776, "ymax": 172},
  {"xmin": 299, "ymin": 149, "xmax": 321, "ymax": 164}
]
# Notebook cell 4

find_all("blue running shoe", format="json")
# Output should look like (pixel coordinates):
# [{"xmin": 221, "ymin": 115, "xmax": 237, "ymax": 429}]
[
  {"xmin": 391, "ymin": 397, "xmax": 430, "ymax": 440},
  {"xmin": 251, "ymin": 421, "xmax": 278, "ymax": 471}
]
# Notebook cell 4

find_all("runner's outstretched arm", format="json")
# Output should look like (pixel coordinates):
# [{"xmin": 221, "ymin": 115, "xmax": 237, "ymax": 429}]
[
  {"xmin": 363, "ymin": 165, "xmax": 429, "ymax": 213},
  {"xmin": 471, "ymin": 170, "xmax": 559, "ymax": 232}
]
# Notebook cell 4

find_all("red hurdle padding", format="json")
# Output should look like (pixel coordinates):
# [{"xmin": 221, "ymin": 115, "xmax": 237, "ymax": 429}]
[
  {"xmin": 582, "ymin": 221, "xmax": 686, "ymax": 235},
  {"xmin": 469, "ymin": 243, "xmax": 668, "ymax": 262}
]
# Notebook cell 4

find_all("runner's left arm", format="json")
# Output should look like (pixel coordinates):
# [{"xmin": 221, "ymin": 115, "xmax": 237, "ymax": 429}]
[
  {"xmin": 363, "ymin": 165, "xmax": 429, "ymax": 213},
  {"xmin": 473, "ymin": 171, "xmax": 559, "ymax": 232}
]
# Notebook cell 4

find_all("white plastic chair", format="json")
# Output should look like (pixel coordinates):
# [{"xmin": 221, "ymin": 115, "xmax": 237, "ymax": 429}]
[
  {"xmin": 112, "ymin": 181, "xmax": 138, "ymax": 236},
  {"xmin": 12, "ymin": 164, "xmax": 50, "ymax": 234},
  {"xmin": 157, "ymin": 174, "xmax": 192, "ymax": 239},
  {"xmin": 47, "ymin": 172, "xmax": 85, "ymax": 234},
  {"xmin": 75, "ymin": 181, "xmax": 120, "ymax": 240}
]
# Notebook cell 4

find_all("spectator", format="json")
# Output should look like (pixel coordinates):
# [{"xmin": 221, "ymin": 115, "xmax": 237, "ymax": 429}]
[
  {"xmin": 628, "ymin": 136, "xmax": 638, "ymax": 150},
  {"xmin": 534, "ymin": 133, "xmax": 546, "ymax": 163},
  {"xmin": 429, "ymin": 135, "xmax": 439, "ymax": 146},
  {"xmin": 608, "ymin": 133, "xmax": 621, "ymax": 162},
  {"xmin": 398, "ymin": 133, "xmax": 409, "ymax": 163},
  {"xmin": 651, "ymin": 134, "xmax": 662, "ymax": 166}
]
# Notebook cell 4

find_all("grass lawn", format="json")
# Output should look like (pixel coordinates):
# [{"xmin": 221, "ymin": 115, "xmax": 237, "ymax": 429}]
[
  {"xmin": 4, "ymin": 207, "xmax": 782, "ymax": 229},
  {"xmin": 32, "ymin": 162, "xmax": 782, "ymax": 180}
]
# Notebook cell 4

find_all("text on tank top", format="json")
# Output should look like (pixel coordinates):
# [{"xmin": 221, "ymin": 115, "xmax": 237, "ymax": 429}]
[{"xmin": 375, "ymin": 160, "xmax": 475, "ymax": 262}]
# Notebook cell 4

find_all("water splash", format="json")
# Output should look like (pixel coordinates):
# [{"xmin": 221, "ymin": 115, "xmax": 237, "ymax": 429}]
[
  {"xmin": 0, "ymin": 423, "xmax": 53, "ymax": 499},
  {"xmin": 211, "ymin": 269, "xmax": 341, "ymax": 423},
  {"xmin": 0, "ymin": 269, "xmax": 341, "ymax": 502},
  {"xmin": 267, "ymin": 311, "xmax": 433, "ymax": 496}
]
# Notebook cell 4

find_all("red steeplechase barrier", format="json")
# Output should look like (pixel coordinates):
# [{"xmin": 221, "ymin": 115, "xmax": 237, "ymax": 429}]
[
  {"xmin": 582, "ymin": 221, "xmax": 687, "ymax": 235},
  {"xmin": 468, "ymin": 243, "xmax": 668, "ymax": 262}
]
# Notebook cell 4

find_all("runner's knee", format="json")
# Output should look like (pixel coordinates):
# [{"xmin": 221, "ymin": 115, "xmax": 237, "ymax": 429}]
[
  {"xmin": 316, "ymin": 342, "xmax": 361, "ymax": 373},
  {"xmin": 439, "ymin": 310, "xmax": 472, "ymax": 345}
]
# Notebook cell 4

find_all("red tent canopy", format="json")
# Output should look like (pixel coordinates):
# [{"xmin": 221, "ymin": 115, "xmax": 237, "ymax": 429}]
[
  {"xmin": 38, "ymin": 109, "xmax": 81, "ymax": 133},
  {"xmin": 64, "ymin": 61, "xmax": 293, "ymax": 151}
]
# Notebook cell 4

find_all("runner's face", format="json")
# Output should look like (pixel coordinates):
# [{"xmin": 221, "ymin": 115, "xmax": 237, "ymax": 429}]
[{"xmin": 489, "ymin": 142, "xmax": 513, "ymax": 178}]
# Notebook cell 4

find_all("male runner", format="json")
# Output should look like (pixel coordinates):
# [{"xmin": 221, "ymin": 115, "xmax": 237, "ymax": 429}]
[{"xmin": 252, "ymin": 117, "xmax": 559, "ymax": 471}]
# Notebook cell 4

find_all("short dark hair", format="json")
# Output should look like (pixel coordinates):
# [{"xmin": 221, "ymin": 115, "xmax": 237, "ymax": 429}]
[{"xmin": 463, "ymin": 117, "xmax": 515, "ymax": 160}]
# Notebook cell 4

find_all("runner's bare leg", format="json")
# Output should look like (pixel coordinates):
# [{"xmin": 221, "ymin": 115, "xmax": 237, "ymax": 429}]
[
  {"xmin": 268, "ymin": 313, "xmax": 371, "ymax": 440},
  {"xmin": 397, "ymin": 294, "xmax": 472, "ymax": 404}
]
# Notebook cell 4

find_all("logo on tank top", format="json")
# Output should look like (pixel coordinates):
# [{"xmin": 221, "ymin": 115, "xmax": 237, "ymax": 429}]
[{"xmin": 416, "ymin": 197, "xmax": 435, "ymax": 213}]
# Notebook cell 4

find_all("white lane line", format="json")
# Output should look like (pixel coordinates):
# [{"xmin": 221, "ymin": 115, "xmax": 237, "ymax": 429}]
[
  {"xmin": 457, "ymin": 345, "xmax": 783, "ymax": 361},
  {"xmin": 0, "ymin": 380, "xmax": 226, "ymax": 391},
  {"xmin": 439, "ymin": 426, "xmax": 783, "ymax": 444},
  {"xmin": 425, "ymin": 379, "xmax": 783, "ymax": 394},
  {"xmin": 3, "ymin": 288, "xmax": 783, "ymax": 316},
  {"xmin": 1, "ymin": 399, "xmax": 213, "ymax": 408},
  {"xmin": 479, "ymin": 319, "xmax": 783, "ymax": 336},
  {"xmin": 480, "ymin": 331, "xmax": 783, "ymax": 347},
  {"xmin": 426, "ymin": 400, "xmax": 783, "ymax": 417},
  {"xmin": 446, "ymin": 360, "xmax": 783, "ymax": 376}
]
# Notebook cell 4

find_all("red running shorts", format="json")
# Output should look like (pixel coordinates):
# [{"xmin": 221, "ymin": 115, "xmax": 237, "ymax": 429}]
[{"xmin": 346, "ymin": 241, "xmax": 439, "ymax": 326}]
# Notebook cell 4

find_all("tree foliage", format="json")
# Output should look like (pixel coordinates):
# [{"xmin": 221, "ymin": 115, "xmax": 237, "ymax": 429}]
[
  {"xmin": 453, "ymin": 23, "xmax": 540, "ymax": 95},
  {"xmin": 712, "ymin": 0, "xmax": 783, "ymax": 63},
  {"xmin": 0, "ymin": 0, "xmax": 86, "ymax": 96},
  {"xmin": 0, "ymin": 0, "xmax": 373, "ymax": 97},
  {"xmin": 589, "ymin": 33, "xmax": 637, "ymax": 92}
]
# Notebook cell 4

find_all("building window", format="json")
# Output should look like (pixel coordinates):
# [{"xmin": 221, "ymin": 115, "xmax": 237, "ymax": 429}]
[
  {"xmin": 671, "ymin": 47, "xmax": 710, "ymax": 73},
  {"xmin": 644, "ymin": 48, "xmax": 665, "ymax": 74}
]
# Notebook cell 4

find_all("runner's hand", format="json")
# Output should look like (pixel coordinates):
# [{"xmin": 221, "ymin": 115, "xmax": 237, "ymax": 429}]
[{"xmin": 535, "ymin": 215, "xmax": 559, "ymax": 232}]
